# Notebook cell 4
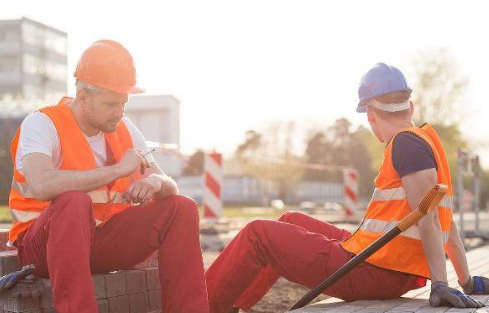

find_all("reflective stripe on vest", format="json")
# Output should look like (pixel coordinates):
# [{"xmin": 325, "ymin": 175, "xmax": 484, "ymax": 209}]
[
  {"xmin": 10, "ymin": 209, "xmax": 41, "ymax": 223},
  {"xmin": 11, "ymin": 180, "xmax": 27, "ymax": 195},
  {"xmin": 368, "ymin": 186, "xmax": 452, "ymax": 243},
  {"xmin": 12, "ymin": 181, "xmax": 127, "ymax": 206},
  {"xmin": 360, "ymin": 218, "xmax": 450, "ymax": 243},
  {"xmin": 371, "ymin": 187, "xmax": 453, "ymax": 208},
  {"xmin": 11, "ymin": 207, "xmax": 104, "ymax": 227}
]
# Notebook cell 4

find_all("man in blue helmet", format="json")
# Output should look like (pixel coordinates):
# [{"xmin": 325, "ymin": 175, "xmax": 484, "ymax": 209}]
[
  {"xmin": 348, "ymin": 62, "xmax": 489, "ymax": 309},
  {"xmin": 204, "ymin": 63, "xmax": 489, "ymax": 313}
]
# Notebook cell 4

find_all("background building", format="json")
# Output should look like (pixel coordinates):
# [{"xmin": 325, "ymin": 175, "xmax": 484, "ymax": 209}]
[
  {"xmin": 125, "ymin": 95, "xmax": 183, "ymax": 177},
  {"xmin": 0, "ymin": 17, "xmax": 67, "ymax": 102}
]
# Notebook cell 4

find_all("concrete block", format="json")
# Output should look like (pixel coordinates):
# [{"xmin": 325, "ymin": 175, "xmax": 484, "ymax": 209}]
[
  {"xmin": 0, "ymin": 250, "xmax": 20, "ymax": 276},
  {"xmin": 144, "ymin": 267, "xmax": 160, "ymax": 290},
  {"xmin": 122, "ymin": 270, "xmax": 146, "ymax": 294},
  {"xmin": 128, "ymin": 292, "xmax": 149, "ymax": 313},
  {"xmin": 105, "ymin": 271, "xmax": 126, "ymax": 298},
  {"xmin": 148, "ymin": 289, "xmax": 161, "ymax": 312},
  {"xmin": 40, "ymin": 280, "xmax": 53, "ymax": 309},
  {"xmin": 134, "ymin": 253, "xmax": 158, "ymax": 269},
  {"xmin": 92, "ymin": 274, "xmax": 106, "ymax": 299},
  {"xmin": 108, "ymin": 295, "xmax": 129, "ymax": 313},
  {"xmin": 98, "ymin": 299, "xmax": 109, "ymax": 313},
  {"xmin": 1, "ymin": 292, "xmax": 40, "ymax": 312}
]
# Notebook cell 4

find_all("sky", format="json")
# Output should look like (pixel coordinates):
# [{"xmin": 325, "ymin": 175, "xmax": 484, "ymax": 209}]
[{"xmin": 3, "ymin": 0, "xmax": 489, "ymax": 163}]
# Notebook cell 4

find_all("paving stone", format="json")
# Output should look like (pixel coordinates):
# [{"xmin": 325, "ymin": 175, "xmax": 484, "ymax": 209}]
[
  {"xmin": 0, "ymin": 250, "xmax": 20, "ymax": 276},
  {"xmin": 105, "ymin": 271, "xmax": 126, "ymax": 298},
  {"xmin": 318, "ymin": 305, "xmax": 364, "ymax": 312},
  {"xmin": 148, "ymin": 289, "xmax": 161, "ymax": 312},
  {"xmin": 98, "ymin": 299, "xmax": 109, "ymax": 313},
  {"xmin": 134, "ymin": 253, "xmax": 158, "ymax": 269},
  {"xmin": 416, "ymin": 306, "xmax": 450, "ymax": 312},
  {"xmin": 445, "ymin": 309, "xmax": 479, "ymax": 312},
  {"xmin": 2, "ymin": 293, "xmax": 40, "ymax": 312},
  {"xmin": 358, "ymin": 308, "xmax": 390, "ymax": 313},
  {"xmin": 92, "ymin": 274, "xmax": 106, "ymax": 299},
  {"xmin": 108, "ymin": 295, "xmax": 129, "ymax": 313},
  {"xmin": 144, "ymin": 268, "xmax": 160, "ymax": 290},
  {"xmin": 122, "ymin": 270, "xmax": 146, "ymax": 294},
  {"xmin": 129, "ymin": 292, "xmax": 149, "ymax": 313},
  {"xmin": 39, "ymin": 280, "xmax": 53, "ymax": 309}
]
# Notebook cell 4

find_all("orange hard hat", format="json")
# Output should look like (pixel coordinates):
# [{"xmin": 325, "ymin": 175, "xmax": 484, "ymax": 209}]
[{"xmin": 74, "ymin": 40, "xmax": 145, "ymax": 94}]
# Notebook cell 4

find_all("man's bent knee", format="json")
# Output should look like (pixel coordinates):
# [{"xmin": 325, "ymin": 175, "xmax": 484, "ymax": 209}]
[
  {"xmin": 50, "ymin": 191, "xmax": 92, "ymax": 216},
  {"xmin": 53, "ymin": 190, "xmax": 92, "ymax": 204},
  {"xmin": 278, "ymin": 211, "xmax": 307, "ymax": 223},
  {"xmin": 157, "ymin": 194, "xmax": 199, "ymax": 223}
]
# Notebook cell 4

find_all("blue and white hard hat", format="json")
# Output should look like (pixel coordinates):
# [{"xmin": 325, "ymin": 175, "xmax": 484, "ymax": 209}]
[{"xmin": 356, "ymin": 63, "xmax": 412, "ymax": 113}]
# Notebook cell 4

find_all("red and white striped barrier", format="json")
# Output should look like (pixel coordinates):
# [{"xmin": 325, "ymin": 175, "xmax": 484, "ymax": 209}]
[
  {"xmin": 203, "ymin": 152, "xmax": 223, "ymax": 219},
  {"xmin": 343, "ymin": 169, "xmax": 359, "ymax": 217}
]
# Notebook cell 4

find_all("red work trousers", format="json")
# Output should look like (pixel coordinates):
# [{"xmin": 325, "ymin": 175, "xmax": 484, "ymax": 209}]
[
  {"xmin": 16, "ymin": 191, "xmax": 209, "ymax": 313},
  {"xmin": 205, "ymin": 211, "xmax": 424, "ymax": 313}
]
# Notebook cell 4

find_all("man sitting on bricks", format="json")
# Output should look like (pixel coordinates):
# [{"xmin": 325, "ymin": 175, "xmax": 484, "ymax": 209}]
[
  {"xmin": 5, "ymin": 40, "xmax": 209, "ymax": 313},
  {"xmin": 205, "ymin": 63, "xmax": 489, "ymax": 313}
]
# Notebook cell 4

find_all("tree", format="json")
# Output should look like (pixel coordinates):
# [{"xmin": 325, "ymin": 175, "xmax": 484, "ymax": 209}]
[
  {"xmin": 183, "ymin": 149, "xmax": 204, "ymax": 176},
  {"xmin": 304, "ymin": 118, "xmax": 377, "ymax": 196},
  {"xmin": 234, "ymin": 123, "xmax": 304, "ymax": 201},
  {"xmin": 410, "ymin": 47, "xmax": 469, "ymax": 126}
]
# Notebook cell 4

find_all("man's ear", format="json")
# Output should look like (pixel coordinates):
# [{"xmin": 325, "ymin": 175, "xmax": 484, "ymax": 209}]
[
  {"xmin": 366, "ymin": 106, "xmax": 376, "ymax": 123},
  {"xmin": 77, "ymin": 89, "xmax": 89, "ymax": 107},
  {"xmin": 409, "ymin": 101, "xmax": 414, "ymax": 118}
]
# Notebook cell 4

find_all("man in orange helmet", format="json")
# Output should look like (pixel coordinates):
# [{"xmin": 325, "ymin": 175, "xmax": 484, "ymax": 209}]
[{"xmin": 7, "ymin": 40, "xmax": 209, "ymax": 313}]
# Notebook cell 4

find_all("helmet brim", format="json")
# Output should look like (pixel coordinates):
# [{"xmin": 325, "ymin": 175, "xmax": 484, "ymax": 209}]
[{"xmin": 356, "ymin": 102, "xmax": 367, "ymax": 113}]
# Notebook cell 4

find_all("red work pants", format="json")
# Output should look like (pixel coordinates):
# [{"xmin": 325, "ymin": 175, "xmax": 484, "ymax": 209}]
[
  {"xmin": 16, "ymin": 191, "xmax": 209, "ymax": 313},
  {"xmin": 205, "ymin": 211, "xmax": 424, "ymax": 313}
]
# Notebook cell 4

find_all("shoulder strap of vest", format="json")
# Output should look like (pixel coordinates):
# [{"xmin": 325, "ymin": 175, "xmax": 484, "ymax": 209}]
[{"xmin": 40, "ymin": 98, "xmax": 97, "ymax": 170}]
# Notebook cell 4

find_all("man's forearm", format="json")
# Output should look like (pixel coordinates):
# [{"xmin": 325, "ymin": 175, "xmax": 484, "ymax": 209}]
[
  {"xmin": 27, "ymin": 165, "xmax": 122, "ymax": 201},
  {"xmin": 418, "ymin": 214, "xmax": 448, "ymax": 283},
  {"xmin": 446, "ymin": 221, "xmax": 471, "ymax": 285}
]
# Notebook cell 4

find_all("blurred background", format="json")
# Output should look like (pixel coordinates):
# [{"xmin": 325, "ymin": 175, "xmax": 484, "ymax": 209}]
[{"xmin": 1, "ymin": 0, "xmax": 488, "ymax": 229}]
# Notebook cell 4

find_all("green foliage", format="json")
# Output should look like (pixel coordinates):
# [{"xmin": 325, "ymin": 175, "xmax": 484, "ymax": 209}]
[
  {"xmin": 234, "ymin": 125, "xmax": 304, "ymax": 200},
  {"xmin": 411, "ymin": 47, "xmax": 469, "ymax": 126},
  {"xmin": 183, "ymin": 149, "xmax": 204, "ymax": 176},
  {"xmin": 303, "ymin": 118, "xmax": 377, "ymax": 196}
]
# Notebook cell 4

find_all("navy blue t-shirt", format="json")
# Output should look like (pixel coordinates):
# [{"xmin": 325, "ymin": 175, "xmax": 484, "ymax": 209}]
[{"xmin": 392, "ymin": 132, "xmax": 437, "ymax": 178}]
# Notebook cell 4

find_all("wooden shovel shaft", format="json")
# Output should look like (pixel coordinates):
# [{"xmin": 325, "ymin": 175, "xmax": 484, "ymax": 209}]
[{"xmin": 288, "ymin": 184, "xmax": 448, "ymax": 311}]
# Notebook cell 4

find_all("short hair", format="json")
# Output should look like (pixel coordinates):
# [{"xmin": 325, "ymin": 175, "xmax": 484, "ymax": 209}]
[
  {"xmin": 75, "ymin": 80, "xmax": 103, "ymax": 94},
  {"xmin": 367, "ymin": 91, "xmax": 411, "ymax": 119}
]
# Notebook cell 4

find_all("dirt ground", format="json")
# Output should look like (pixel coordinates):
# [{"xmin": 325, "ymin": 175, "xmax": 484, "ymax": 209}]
[{"xmin": 248, "ymin": 278, "xmax": 328, "ymax": 313}]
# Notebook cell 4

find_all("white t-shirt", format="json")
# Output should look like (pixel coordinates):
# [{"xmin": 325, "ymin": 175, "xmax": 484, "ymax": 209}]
[{"xmin": 15, "ymin": 112, "xmax": 156, "ymax": 173}]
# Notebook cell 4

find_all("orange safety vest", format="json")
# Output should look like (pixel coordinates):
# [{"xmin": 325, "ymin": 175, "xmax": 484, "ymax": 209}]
[
  {"xmin": 341, "ymin": 124, "xmax": 453, "ymax": 279},
  {"xmin": 8, "ymin": 97, "xmax": 141, "ymax": 243}
]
